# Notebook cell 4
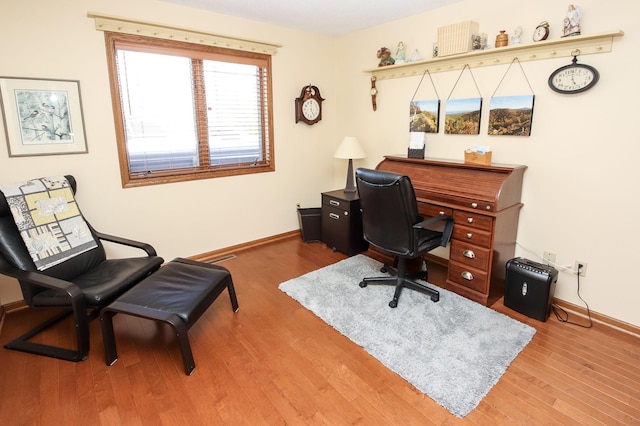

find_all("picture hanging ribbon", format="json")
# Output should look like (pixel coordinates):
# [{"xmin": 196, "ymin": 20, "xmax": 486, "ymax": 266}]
[
  {"xmin": 410, "ymin": 70, "xmax": 441, "ymax": 134},
  {"xmin": 488, "ymin": 57, "xmax": 536, "ymax": 137},
  {"xmin": 445, "ymin": 64, "xmax": 482, "ymax": 135}
]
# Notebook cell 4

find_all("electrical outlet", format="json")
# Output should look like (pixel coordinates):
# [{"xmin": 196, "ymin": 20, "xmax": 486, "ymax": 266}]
[
  {"xmin": 543, "ymin": 251, "xmax": 556, "ymax": 266},
  {"xmin": 574, "ymin": 260, "xmax": 588, "ymax": 277}
]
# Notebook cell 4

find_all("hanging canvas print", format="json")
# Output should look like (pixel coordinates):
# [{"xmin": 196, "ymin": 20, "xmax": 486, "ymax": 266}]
[
  {"xmin": 410, "ymin": 100, "xmax": 440, "ymax": 133},
  {"xmin": 445, "ymin": 97, "xmax": 482, "ymax": 135},
  {"xmin": 488, "ymin": 95, "xmax": 535, "ymax": 136}
]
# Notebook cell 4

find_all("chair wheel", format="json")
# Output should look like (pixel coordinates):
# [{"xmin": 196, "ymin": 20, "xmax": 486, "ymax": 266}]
[
  {"xmin": 431, "ymin": 294, "xmax": 440, "ymax": 302},
  {"xmin": 389, "ymin": 300, "xmax": 398, "ymax": 308},
  {"xmin": 380, "ymin": 266, "xmax": 387, "ymax": 273},
  {"xmin": 359, "ymin": 281, "xmax": 367, "ymax": 288}
]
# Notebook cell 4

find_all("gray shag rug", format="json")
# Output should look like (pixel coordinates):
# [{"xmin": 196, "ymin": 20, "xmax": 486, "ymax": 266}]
[{"xmin": 278, "ymin": 254, "xmax": 536, "ymax": 417}]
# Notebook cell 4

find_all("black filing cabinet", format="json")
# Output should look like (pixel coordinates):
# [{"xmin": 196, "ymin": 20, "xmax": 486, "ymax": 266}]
[{"xmin": 321, "ymin": 189, "xmax": 368, "ymax": 256}]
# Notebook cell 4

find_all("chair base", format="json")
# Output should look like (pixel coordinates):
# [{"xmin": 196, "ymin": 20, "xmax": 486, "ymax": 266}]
[
  {"xmin": 3, "ymin": 309, "xmax": 91, "ymax": 362},
  {"xmin": 359, "ymin": 261, "xmax": 439, "ymax": 308}
]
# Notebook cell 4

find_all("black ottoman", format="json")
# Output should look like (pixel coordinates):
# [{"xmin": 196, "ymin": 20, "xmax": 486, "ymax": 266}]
[{"xmin": 100, "ymin": 257, "xmax": 239, "ymax": 375}]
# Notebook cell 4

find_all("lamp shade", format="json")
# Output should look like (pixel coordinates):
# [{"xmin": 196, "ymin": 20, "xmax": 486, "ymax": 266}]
[{"xmin": 334, "ymin": 136, "xmax": 366, "ymax": 160}]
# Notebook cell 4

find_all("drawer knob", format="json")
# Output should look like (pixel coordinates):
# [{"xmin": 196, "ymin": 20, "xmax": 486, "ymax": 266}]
[
  {"xmin": 329, "ymin": 200, "xmax": 340, "ymax": 207},
  {"xmin": 467, "ymin": 217, "xmax": 474, "ymax": 224},
  {"xmin": 329, "ymin": 213, "xmax": 339, "ymax": 220},
  {"xmin": 486, "ymin": 205, "xmax": 491, "ymax": 210},
  {"xmin": 466, "ymin": 233, "xmax": 473, "ymax": 239},
  {"xmin": 439, "ymin": 211, "xmax": 445, "ymax": 216},
  {"xmin": 471, "ymin": 202, "xmax": 478, "ymax": 208},
  {"xmin": 463, "ymin": 249, "xmax": 475, "ymax": 259},
  {"xmin": 461, "ymin": 271, "xmax": 474, "ymax": 281}
]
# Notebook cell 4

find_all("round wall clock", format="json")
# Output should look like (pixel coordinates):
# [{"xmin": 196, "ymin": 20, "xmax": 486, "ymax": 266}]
[
  {"xmin": 295, "ymin": 85, "xmax": 324, "ymax": 125},
  {"xmin": 548, "ymin": 56, "xmax": 599, "ymax": 94}
]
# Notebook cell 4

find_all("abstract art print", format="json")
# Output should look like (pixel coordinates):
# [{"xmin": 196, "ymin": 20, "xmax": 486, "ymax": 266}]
[
  {"xmin": 0, "ymin": 77, "xmax": 88, "ymax": 156},
  {"xmin": 488, "ymin": 95, "xmax": 535, "ymax": 136},
  {"xmin": 410, "ymin": 100, "xmax": 440, "ymax": 133},
  {"xmin": 445, "ymin": 98, "xmax": 482, "ymax": 135}
]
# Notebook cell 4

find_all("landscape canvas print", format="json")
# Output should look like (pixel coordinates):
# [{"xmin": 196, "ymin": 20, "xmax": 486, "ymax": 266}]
[
  {"xmin": 488, "ymin": 95, "xmax": 535, "ymax": 136},
  {"xmin": 445, "ymin": 98, "xmax": 482, "ymax": 135},
  {"xmin": 410, "ymin": 100, "xmax": 440, "ymax": 133}
]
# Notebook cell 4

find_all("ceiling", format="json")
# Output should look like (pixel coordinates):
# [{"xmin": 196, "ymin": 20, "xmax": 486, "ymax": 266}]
[{"xmin": 160, "ymin": 0, "xmax": 462, "ymax": 36}]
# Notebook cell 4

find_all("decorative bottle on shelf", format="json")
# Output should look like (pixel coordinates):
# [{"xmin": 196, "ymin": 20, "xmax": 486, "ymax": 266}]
[{"xmin": 495, "ymin": 30, "xmax": 508, "ymax": 47}]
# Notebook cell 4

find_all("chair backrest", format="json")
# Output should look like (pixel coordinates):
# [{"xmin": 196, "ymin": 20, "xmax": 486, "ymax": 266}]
[
  {"xmin": 355, "ymin": 168, "xmax": 421, "ymax": 256},
  {"xmin": 0, "ymin": 175, "xmax": 106, "ymax": 302}
]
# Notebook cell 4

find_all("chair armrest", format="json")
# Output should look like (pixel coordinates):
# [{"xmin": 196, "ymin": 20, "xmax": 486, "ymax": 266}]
[
  {"xmin": 0, "ymin": 263, "xmax": 84, "ymax": 301},
  {"xmin": 92, "ymin": 229, "xmax": 158, "ymax": 257},
  {"xmin": 413, "ymin": 215, "xmax": 454, "ymax": 247}
]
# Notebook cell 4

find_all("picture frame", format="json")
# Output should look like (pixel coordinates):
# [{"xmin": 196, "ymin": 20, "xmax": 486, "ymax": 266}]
[
  {"xmin": 445, "ymin": 97, "xmax": 482, "ymax": 135},
  {"xmin": 0, "ymin": 77, "xmax": 88, "ymax": 156},
  {"xmin": 488, "ymin": 95, "xmax": 535, "ymax": 136},
  {"xmin": 410, "ymin": 100, "xmax": 440, "ymax": 133}
]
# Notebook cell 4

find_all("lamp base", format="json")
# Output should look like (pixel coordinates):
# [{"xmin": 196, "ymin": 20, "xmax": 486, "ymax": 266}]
[{"xmin": 344, "ymin": 159, "xmax": 357, "ymax": 193}]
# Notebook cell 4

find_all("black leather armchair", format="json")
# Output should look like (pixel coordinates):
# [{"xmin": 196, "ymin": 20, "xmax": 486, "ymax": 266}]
[
  {"xmin": 0, "ymin": 175, "xmax": 164, "ymax": 361},
  {"xmin": 355, "ymin": 168, "xmax": 453, "ymax": 308}
]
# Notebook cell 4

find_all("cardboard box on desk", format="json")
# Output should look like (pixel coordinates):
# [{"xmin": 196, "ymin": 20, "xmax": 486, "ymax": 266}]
[{"xmin": 464, "ymin": 150, "xmax": 492, "ymax": 165}]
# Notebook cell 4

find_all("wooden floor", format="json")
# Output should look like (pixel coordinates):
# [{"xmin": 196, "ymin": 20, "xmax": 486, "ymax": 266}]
[{"xmin": 1, "ymin": 236, "xmax": 639, "ymax": 425}]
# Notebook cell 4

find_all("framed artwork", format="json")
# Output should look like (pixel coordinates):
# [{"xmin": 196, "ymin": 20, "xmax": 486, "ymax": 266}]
[
  {"xmin": 445, "ymin": 97, "xmax": 482, "ymax": 135},
  {"xmin": 410, "ymin": 100, "xmax": 440, "ymax": 133},
  {"xmin": 488, "ymin": 95, "xmax": 535, "ymax": 136},
  {"xmin": 0, "ymin": 77, "xmax": 88, "ymax": 156}
]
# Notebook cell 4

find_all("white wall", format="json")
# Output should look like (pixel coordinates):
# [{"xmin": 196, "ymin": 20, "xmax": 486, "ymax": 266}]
[
  {"xmin": 1, "ymin": 0, "xmax": 639, "ymax": 328},
  {"xmin": 0, "ymin": 0, "xmax": 339, "ymax": 302},
  {"xmin": 336, "ymin": 0, "xmax": 640, "ymax": 327}
]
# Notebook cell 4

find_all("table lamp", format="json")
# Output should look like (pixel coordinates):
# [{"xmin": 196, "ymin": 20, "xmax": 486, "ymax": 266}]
[{"xmin": 334, "ymin": 136, "xmax": 366, "ymax": 193}]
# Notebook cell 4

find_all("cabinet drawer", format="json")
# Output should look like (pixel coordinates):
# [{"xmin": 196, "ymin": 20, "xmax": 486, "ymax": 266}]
[
  {"xmin": 419, "ymin": 202, "xmax": 453, "ymax": 218},
  {"xmin": 322, "ymin": 194, "xmax": 348, "ymax": 210},
  {"xmin": 453, "ymin": 210, "xmax": 493, "ymax": 231},
  {"xmin": 447, "ymin": 261, "xmax": 489, "ymax": 294},
  {"xmin": 452, "ymin": 224, "xmax": 492, "ymax": 248},
  {"xmin": 449, "ymin": 240, "xmax": 491, "ymax": 271}
]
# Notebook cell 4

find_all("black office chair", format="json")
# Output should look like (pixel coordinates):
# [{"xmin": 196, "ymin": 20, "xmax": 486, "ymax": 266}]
[
  {"xmin": 355, "ymin": 168, "xmax": 453, "ymax": 308},
  {"xmin": 0, "ymin": 175, "xmax": 164, "ymax": 362}
]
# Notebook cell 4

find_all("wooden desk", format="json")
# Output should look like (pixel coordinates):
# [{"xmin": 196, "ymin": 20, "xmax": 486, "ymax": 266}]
[{"xmin": 375, "ymin": 156, "xmax": 527, "ymax": 306}]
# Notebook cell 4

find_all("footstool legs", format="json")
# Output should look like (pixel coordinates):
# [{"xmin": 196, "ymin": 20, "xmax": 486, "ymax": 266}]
[
  {"xmin": 100, "ymin": 310, "xmax": 119, "ymax": 366},
  {"xmin": 99, "ymin": 258, "xmax": 239, "ymax": 376}
]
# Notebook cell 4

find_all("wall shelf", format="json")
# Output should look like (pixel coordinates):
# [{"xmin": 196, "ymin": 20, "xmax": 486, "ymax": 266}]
[{"xmin": 365, "ymin": 30, "xmax": 624, "ymax": 80}]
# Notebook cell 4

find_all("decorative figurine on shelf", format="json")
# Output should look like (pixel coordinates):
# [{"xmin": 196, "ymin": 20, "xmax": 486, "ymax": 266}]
[
  {"xmin": 495, "ymin": 30, "xmax": 508, "ymax": 47},
  {"xmin": 563, "ymin": 4, "xmax": 582, "ymax": 37},
  {"xmin": 377, "ymin": 47, "xmax": 395, "ymax": 67},
  {"xmin": 395, "ymin": 41, "xmax": 407, "ymax": 64},
  {"xmin": 408, "ymin": 49, "xmax": 423, "ymax": 62},
  {"xmin": 513, "ymin": 26, "xmax": 523, "ymax": 44}
]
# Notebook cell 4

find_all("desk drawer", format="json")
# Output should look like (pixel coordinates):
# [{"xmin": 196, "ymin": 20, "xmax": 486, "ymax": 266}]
[
  {"xmin": 453, "ymin": 210, "xmax": 493, "ymax": 231},
  {"xmin": 452, "ymin": 224, "xmax": 491, "ymax": 248},
  {"xmin": 450, "ymin": 240, "xmax": 490, "ymax": 271},
  {"xmin": 447, "ymin": 261, "xmax": 489, "ymax": 294},
  {"xmin": 419, "ymin": 202, "xmax": 453, "ymax": 218}
]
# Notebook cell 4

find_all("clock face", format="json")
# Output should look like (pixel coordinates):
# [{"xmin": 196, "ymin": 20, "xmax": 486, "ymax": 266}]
[
  {"xmin": 549, "ymin": 63, "xmax": 599, "ymax": 94},
  {"xmin": 302, "ymin": 98, "xmax": 320, "ymax": 120},
  {"xmin": 533, "ymin": 26, "xmax": 548, "ymax": 42}
]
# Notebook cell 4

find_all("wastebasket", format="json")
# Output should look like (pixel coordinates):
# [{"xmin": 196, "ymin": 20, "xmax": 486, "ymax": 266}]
[{"xmin": 297, "ymin": 207, "xmax": 322, "ymax": 242}]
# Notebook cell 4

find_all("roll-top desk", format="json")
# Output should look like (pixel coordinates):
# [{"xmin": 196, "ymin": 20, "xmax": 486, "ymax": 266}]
[{"xmin": 375, "ymin": 156, "xmax": 527, "ymax": 306}]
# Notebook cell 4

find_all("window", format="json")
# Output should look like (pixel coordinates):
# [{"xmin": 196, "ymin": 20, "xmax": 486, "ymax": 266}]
[{"xmin": 104, "ymin": 32, "xmax": 274, "ymax": 187}]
